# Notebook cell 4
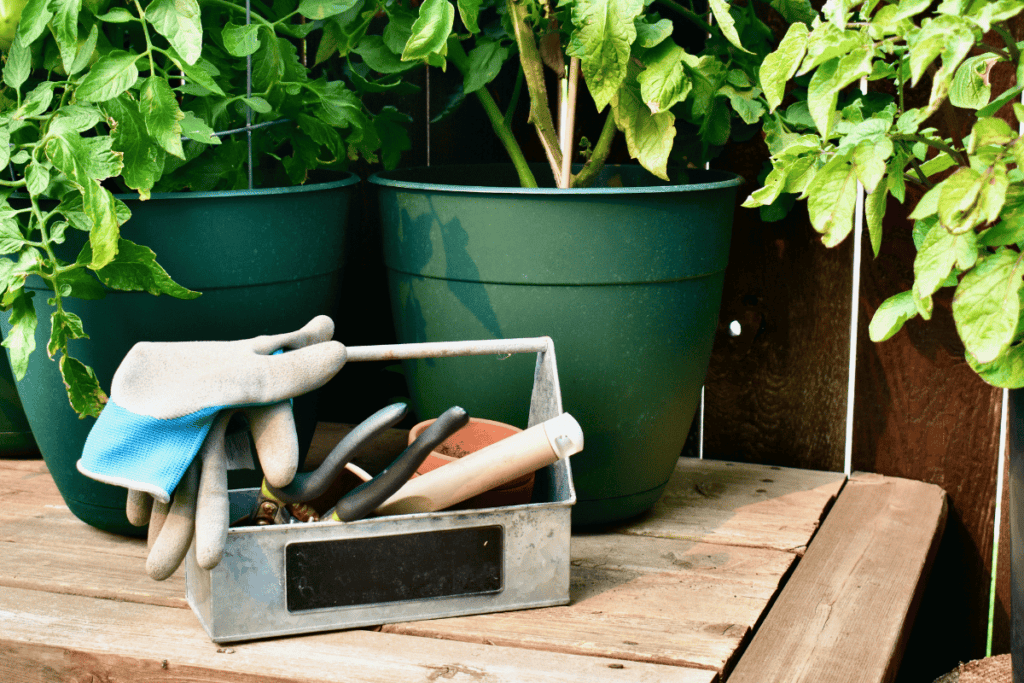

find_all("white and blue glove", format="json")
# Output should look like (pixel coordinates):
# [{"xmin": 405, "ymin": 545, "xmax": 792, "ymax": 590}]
[{"xmin": 78, "ymin": 316, "xmax": 347, "ymax": 505}]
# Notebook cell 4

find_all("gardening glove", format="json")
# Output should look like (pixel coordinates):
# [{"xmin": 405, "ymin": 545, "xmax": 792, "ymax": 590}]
[
  {"xmin": 78, "ymin": 315, "xmax": 346, "ymax": 504},
  {"xmin": 129, "ymin": 408, "xmax": 262, "ymax": 579}
]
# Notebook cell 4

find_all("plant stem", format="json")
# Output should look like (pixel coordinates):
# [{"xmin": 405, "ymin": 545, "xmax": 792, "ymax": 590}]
[
  {"xmin": 507, "ymin": 0, "xmax": 563, "ymax": 185},
  {"xmin": 655, "ymin": 0, "xmax": 713, "ymax": 34},
  {"xmin": 446, "ymin": 37, "xmax": 537, "ymax": 188},
  {"xmin": 132, "ymin": 0, "xmax": 156, "ymax": 74},
  {"xmin": 504, "ymin": 66, "xmax": 524, "ymax": 128},
  {"xmin": 893, "ymin": 133, "xmax": 966, "ymax": 167},
  {"xmin": 571, "ymin": 108, "xmax": 617, "ymax": 188},
  {"xmin": 993, "ymin": 24, "xmax": 1021, "ymax": 63},
  {"xmin": 558, "ymin": 57, "xmax": 579, "ymax": 189}
]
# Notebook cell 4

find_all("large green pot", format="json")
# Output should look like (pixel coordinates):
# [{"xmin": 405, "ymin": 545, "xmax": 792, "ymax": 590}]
[
  {"xmin": 371, "ymin": 165, "xmax": 741, "ymax": 526},
  {"xmin": 2, "ymin": 175, "xmax": 358, "ymax": 536}
]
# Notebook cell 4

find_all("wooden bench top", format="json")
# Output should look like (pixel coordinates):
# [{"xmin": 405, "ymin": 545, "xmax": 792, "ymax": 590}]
[{"xmin": 0, "ymin": 424, "xmax": 946, "ymax": 683}]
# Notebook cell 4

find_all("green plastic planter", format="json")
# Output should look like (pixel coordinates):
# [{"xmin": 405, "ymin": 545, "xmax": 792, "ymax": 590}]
[
  {"xmin": 371, "ymin": 165, "xmax": 741, "ymax": 526},
  {"xmin": 1, "ymin": 175, "xmax": 358, "ymax": 536}
]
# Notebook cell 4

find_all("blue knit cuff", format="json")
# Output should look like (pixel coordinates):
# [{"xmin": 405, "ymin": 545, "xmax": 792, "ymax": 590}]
[{"xmin": 78, "ymin": 400, "xmax": 224, "ymax": 504}]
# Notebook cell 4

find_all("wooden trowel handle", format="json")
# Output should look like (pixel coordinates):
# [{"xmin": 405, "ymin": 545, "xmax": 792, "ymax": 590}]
[{"xmin": 375, "ymin": 413, "xmax": 583, "ymax": 516}]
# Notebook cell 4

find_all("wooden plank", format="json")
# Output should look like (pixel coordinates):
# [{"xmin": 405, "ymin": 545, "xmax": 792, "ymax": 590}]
[
  {"xmin": 386, "ymin": 537, "xmax": 794, "ymax": 673},
  {"xmin": 0, "ymin": 458, "xmax": 186, "ymax": 607},
  {"xmin": 727, "ymin": 473, "xmax": 947, "ymax": 683},
  {"xmin": 619, "ymin": 459, "xmax": 846, "ymax": 554},
  {"xmin": 0, "ymin": 586, "xmax": 714, "ymax": 683}
]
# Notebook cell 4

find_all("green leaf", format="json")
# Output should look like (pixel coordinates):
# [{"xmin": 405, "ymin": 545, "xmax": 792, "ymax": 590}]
[
  {"xmin": 2, "ymin": 290, "xmax": 36, "ymax": 380},
  {"xmin": 59, "ymin": 355, "xmax": 105, "ymax": 418},
  {"xmin": 950, "ymin": 55, "xmax": 992, "ymax": 110},
  {"xmin": 720, "ymin": 85, "xmax": 766, "ymax": 125},
  {"xmin": 25, "ymin": 162, "xmax": 48, "ymax": 196},
  {"xmin": 806, "ymin": 46, "xmax": 873, "ymax": 138},
  {"xmin": 401, "ymin": 0, "xmax": 454, "ymax": 63},
  {"xmin": 770, "ymin": 0, "xmax": 817, "ymax": 24},
  {"xmin": 242, "ymin": 96, "xmax": 272, "ymax": 114},
  {"xmin": 457, "ymin": 0, "xmax": 482, "ymax": 33},
  {"xmin": 759, "ymin": 22, "xmax": 808, "ymax": 113},
  {"xmin": 222, "ymin": 22, "xmax": 261, "ymax": 58},
  {"xmin": 0, "ymin": 218, "xmax": 23, "ymax": 255},
  {"xmin": 15, "ymin": 0, "xmax": 53, "ymax": 45},
  {"xmin": 47, "ymin": 309, "xmax": 86, "ymax": 359},
  {"xmin": 914, "ymin": 221, "xmax": 978, "ymax": 299},
  {"xmin": 49, "ymin": 0, "xmax": 81, "ymax": 74},
  {"xmin": 45, "ymin": 132, "xmax": 122, "ymax": 186},
  {"xmin": 139, "ymin": 76, "xmax": 185, "ymax": 160},
  {"xmin": 55, "ymin": 267, "xmax": 106, "ymax": 300},
  {"xmin": 968, "ymin": 342, "xmax": 1024, "ymax": 389},
  {"xmin": 463, "ymin": 41, "xmax": 509, "ymax": 94},
  {"xmin": 299, "ymin": 0, "xmax": 359, "ymax": 19},
  {"xmin": 83, "ymin": 183, "xmax": 119, "ymax": 269},
  {"xmin": 953, "ymin": 249, "xmax": 1024, "ymax": 364},
  {"xmin": 167, "ymin": 50, "xmax": 226, "ymax": 96},
  {"xmin": 610, "ymin": 80, "xmax": 676, "ymax": 180},
  {"xmin": 970, "ymin": 117, "xmax": 1015, "ymax": 153},
  {"xmin": 95, "ymin": 8, "xmax": 133, "ymax": 22},
  {"xmin": 708, "ymin": 0, "xmax": 751, "ymax": 54},
  {"xmin": 69, "ymin": 23, "xmax": 99, "ymax": 76},
  {"xmin": 11, "ymin": 82, "xmax": 55, "ymax": 120},
  {"xmin": 178, "ymin": 110, "xmax": 220, "ymax": 145},
  {"xmin": 637, "ymin": 40, "xmax": 692, "ymax": 115},
  {"xmin": 91, "ymin": 237, "xmax": 199, "ymax": 299},
  {"xmin": 252, "ymin": 29, "xmax": 286, "ymax": 91},
  {"xmin": 3, "ymin": 37, "xmax": 30, "ymax": 92},
  {"xmin": 852, "ymin": 139, "xmax": 889, "ymax": 194},
  {"xmin": 742, "ymin": 165, "xmax": 787, "ymax": 208},
  {"xmin": 309, "ymin": 79, "xmax": 363, "ymax": 128},
  {"xmin": 806, "ymin": 155, "xmax": 858, "ymax": 247},
  {"xmin": 76, "ymin": 51, "xmax": 141, "ymax": 102},
  {"xmin": 373, "ymin": 106, "xmax": 412, "ymax": 170},
  {"xmin": 937, "ymin": 167, "xmax": 984, "ymax": 232},
  {"xmin": 980, "ymin": 217, "xmax": 1024, "ymax": 247},
  {"xmin": 355, "ymin": 36, "xmax": 416, "ymax": 74},
  {"xmin": 567, "ymin": 0, "xmax": 644, "ymax": 111},
  {"xmin": 102, "ymin": 94, "xmax": 164, "ymax": 200},
  {"xmin": 146, "ymin": 0, "xmax": 203, "ymax": 66},
  {"xmin": 799, "ymin": 22, "xmax": 862, "ymax": 76},
  {"xmin": 894, "ymin": 0, "xmax": 930, "ymax": 21},
  {"xmin": 869, "ymin": 290, "xmax": 917, "ymax": 342},
  {"xmin": 865, "ymin": 186, "xmax": 886, "ymax": 257},
  {"xmin": 635, "ymin": 18, "xmax": 673, "ymax": 48}
]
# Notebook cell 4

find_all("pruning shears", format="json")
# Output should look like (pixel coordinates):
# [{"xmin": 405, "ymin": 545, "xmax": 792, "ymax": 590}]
[{"xmin": 240, "ymin": 403, "xmax": 469, "ymax": 525}]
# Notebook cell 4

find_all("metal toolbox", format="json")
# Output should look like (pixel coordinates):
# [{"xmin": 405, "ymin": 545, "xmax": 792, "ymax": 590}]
[{"xmin": 186, "ymin": 337, "xmax": 576, "ymax": 643}]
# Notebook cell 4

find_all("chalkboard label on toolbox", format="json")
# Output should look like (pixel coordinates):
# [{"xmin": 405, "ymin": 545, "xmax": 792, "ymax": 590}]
[{"xmin": 285, "ymin": 525, "xmax": 505, "ymax": 612}]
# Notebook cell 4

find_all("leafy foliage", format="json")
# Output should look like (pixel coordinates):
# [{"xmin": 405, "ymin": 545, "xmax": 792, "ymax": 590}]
[
  {"xmin": 744, "ymin": 0, "xmax": 1024, "ymax": 388},
  {"xmin": 338, "ymin": 0, "xmax": 802, "ymax": 186},
  {"xmin": 0, "ymin": 0, "xmax": 404, "ymax": 416}
]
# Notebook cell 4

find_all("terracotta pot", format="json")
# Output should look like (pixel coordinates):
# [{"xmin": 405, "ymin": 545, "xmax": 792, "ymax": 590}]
[{"xmin": 408, "ymin": 417, "xmax": 534, "ymax": 510}]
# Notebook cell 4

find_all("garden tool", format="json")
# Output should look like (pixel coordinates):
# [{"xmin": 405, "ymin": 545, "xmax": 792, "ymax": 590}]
[
  {"xmin": 252, "ymin": 405, "xmax": 471, "ymax": 525},
  {"xmin": 374, "ymin": 412, "xmax": 583, "ymax": 516},
  {"xmin": 78, "ymin": 315, "xmax": 346, "ymax": 504}
]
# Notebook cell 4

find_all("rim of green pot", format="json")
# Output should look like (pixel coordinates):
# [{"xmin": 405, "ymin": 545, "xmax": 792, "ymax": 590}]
[
  {"xmin": 368, "ymin": 164, "xmax": 744, "ymax": 195},
  {"xmin": 112, "ymin": 172, "xmax": 360, "ymax": 202}
]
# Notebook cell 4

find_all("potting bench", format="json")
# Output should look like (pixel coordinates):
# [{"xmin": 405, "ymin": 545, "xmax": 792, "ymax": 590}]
[{"xmin": 0, "ymin": 424, "xmax": 946, "ymax": 683}]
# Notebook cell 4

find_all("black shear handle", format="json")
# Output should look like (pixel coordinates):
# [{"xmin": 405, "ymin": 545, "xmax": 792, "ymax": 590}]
[
  {"xmin": 266, "ymin": 402, "xmax": 409, "ymax": 504},
  {"xmin": 327, "ymin": 406, "xmax": 469, "ymax": 522}
]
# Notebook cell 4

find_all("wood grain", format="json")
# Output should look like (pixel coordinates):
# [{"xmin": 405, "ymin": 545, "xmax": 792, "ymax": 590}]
[
  {"xmin": 726, "ymin": 473, "xmax": 947, "ymax": 683},
  {"xmin": 617, "ymin": 458, "xmax": 846, "ymax": 554},
  {"xmin": 704, "ymin": 140, "xmax": 852, "ymax": 472},
  {"xmin": 386, "ymin": 539, "xmax": 795, "ymax": 673},
  {"xmin": 0, "ymin": 586, "xmax": 713, "ymax": 683}
]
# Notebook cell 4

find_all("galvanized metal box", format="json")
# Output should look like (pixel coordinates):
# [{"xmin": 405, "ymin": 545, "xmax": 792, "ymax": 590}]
[{"xmin": 186, "ymin": 337, "xmax": 576, "ymax": 643}]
